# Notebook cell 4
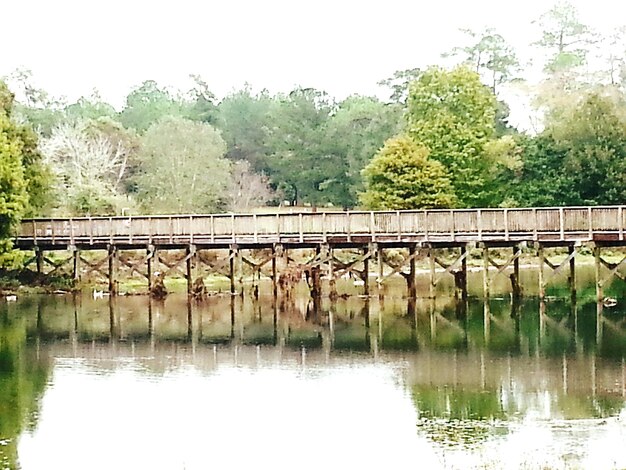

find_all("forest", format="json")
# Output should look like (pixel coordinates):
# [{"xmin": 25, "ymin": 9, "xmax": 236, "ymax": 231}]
[{"xmin": 1, "ymin": 1, "xmax": 626, "ymax": 252}]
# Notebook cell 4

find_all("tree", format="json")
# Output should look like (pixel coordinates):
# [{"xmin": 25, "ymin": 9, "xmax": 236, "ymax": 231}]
[
  {"xmin": 377, "ymin": 68, "xmax": 421, "ymax": 103},
  {"xmin": 64, "ymin": 91, "xmax": 117, "ymax": 123},
  {"xmin": 40, "ymin": 121, "xmax": 132, "ymax": 215},
  {"xmin": 0, "ymin": 81, "xmax": 45, "ymax": 251},
  {"xmin": 533, "ymin": 1, "xmax": 595, "ymax": 73},
  {"xmin": 217, "ymin": 86, "xmax": 274, "ymax": 171},
  {"xmin": 549, "ymin": 93, "xmax": 626, "ymax": 204},
  {"xmin": 444, "ymin": 28, "xmax": 520, "ymax": 93},
  {"xmin": 224, "ymin": 160, "xmax": 275, "ymax": 212},
  {"xmin": 135, "ymin": 117, "xmax": 230, "ymax": 213},
  {"xmin": 119, "ymin": 80, "xmax": 187, "ymax": 133},
  {"xmin": 406, "ymin": 66, "xmax": 499, "ymax": 207},
  {"xmin": 360, "ymin": 135, "xmax": 456, "ymax": 210},
  {"xmin": 263, "ymin": 87, "xmax": 349, "ymax": 207},
  {"xmin": 3, "ymin": 69, "xmax": 64, "ymax": 136},
  {"xmin": 327, "ymin": 95, "xmax": 401, "ymax": 206}
]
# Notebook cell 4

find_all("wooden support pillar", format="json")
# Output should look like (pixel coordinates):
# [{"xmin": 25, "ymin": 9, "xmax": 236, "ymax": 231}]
[
  {"xmin": 72, "ymin": 248, "xmax": 80, "ymax": 281},
  {"xmin": 272, "ymin": 245, "xmax": 278, "ymax": 299},
  {"xmin": 482, "ymin": 245, "xmax": 490, "ymax": 299},
  {"xmin": 408, "ymin": 245, "xmax": 417, "ymax": 298},
  {"xmin": 377, "ymin": 245, "xmax": 385, "ymax": 300},
  {"xmin": 147, "ymin": 246, "xmax": 154, "ymax": 293},
  {"xmin": 428, "ymin": 245, "xmax": 436, "ymax": 298},
  {"xmin": 568, "ymin": 245, "xmax": 577, "ymax": 301},
  {"xmin": 186, "ymin": 244, "xmax": 195, "ymax": 297},
  {"xmin": 594, "ymin": 244, "xmax": 603, "ymax": 302},
  {"xmin": 460, "ymin": 245, "xmax": 468, "ymax": 301},
  {"xmin": 229, "ymin": 246, "xmax": 236, "ymax": 296},
  {"xmin": 238, "ymin": 248, "xmax": 244, "ymax": 297},
  {"xmin": 108, "ymin": 245, "xmax": 117, "ymax": 296},
  {"xmin": 311, "ymin": 246, "xmax": 322, "ymax": 299},
  {"xmin": 453, "ymin": 245, "xmax": 468, "ymax": 300},
  {"xmin": 328, "ymin": 247, "xmax": 337, "ymax": 300},
  {"xmin": 363, "ymin": 245, "xmax": 370, "ymax": 297},
  {"xmin": 36, "ymin": 248, "xmax": 44, "ymax": 274},
  {"xmin": 538, "ymin": 243, "xmax": 545, "ymax": 301},
  {"xmin": 511, "ymin": 244, "xmax": 521, "ymax": 300}
]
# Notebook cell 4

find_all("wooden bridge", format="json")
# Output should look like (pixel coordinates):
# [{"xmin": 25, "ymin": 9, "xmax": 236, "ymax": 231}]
[{"xmin": 14, "ymin": 206, "xmax": 626, "ymax": 301}]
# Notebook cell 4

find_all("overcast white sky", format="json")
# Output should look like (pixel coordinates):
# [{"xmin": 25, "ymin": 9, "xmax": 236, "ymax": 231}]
[{"xmin": 2, "ymin": 0, "xmax": 625, "ymax": 121}]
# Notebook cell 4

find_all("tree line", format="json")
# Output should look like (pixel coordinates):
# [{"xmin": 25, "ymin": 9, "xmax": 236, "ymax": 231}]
[{"xmin": 1, "ymin": 1, "xmax": 626, "ymax": 253}]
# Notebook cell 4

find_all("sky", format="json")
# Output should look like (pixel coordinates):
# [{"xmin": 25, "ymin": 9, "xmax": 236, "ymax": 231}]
[{"xmin": 2, "ymin": 0, "xmax": 625, "ymax": 125}]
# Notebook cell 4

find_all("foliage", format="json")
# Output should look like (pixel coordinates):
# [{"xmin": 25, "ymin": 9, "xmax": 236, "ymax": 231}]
[
  {"xmin": 327, "ymin": 95, "xmax": 401, "ymax": 205},
  {"xmin": 444, "ymin": 28, "xmax": 520, "ymax": 92},
  {"xmin": 217, "ymin": 86, "xmax": 274, "ymax": 171},
  {"xmin": 119, "ymin": 80, "xmax": 187, "ymax": 133},
  {"xmin": 263, "ymin": 87, "xmax": 350, "ymax": 207},
  {"xmin": 406, "ymin": 66, "xmax": 498, "ymax": 207},
  {"xmin": 377, "ymin": 67, "xmax": 421, "ymax": 103},
  {"xmin": 0, "ymin": 82, "xmax": 31, "ymax": 252},
  {"xmin": 360, "ymin": 135, "xmax": 456, "ymax": 210},
  {"xmin": 135, "ymin": 117, "xmax": 230, "ymax": 213},
  {"xmin": 533, "ymin": 1, "xmax": 595, "ymax": 73},
  {"xmin": 40, "ymin": 121, "xmax": 132, "ymax": 215}
]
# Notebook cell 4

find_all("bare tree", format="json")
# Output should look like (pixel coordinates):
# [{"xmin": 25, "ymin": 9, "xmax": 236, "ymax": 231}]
[{"xmin": 225, "ymin": 160, "xmax": 275, "ymax": 212}]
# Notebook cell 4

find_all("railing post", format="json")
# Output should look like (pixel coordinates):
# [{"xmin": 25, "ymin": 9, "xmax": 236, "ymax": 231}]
[
  {"xmin": 504, "ymin": 209, "xmax": 509, "ymax": 241},
  {"xmin": 559, "ymin": 207, "xmax": 565, "ymax": 241},
  {"xmin": 231, "ymin": 214, "xmax": 236, "ymax": 243},
  {"xmin": 299, "ymin": 213, "xmax": 304, "ymax": 243},
  {"xmin": 189, "ymin": 215, "xmax": 194, "ymax": 244},
  {"xmin": 619, "ymin": 206, "xmax": 624, "ymax": 241},
  {"xmin": 89, "ymin": 216, "xmax": 93, "ymax": 245},
  {"xmin": 477, "ymin": 209, "xmax": 482, "ymax": 240},
  {"xmin": 588, "ymin": 207, "xmax": 593, "ymax": 240},
  {"xmin": 423, "ymin": 210, "xmax": 428, "ymax": 242},
  {"xmin": 532, "ymin": 209, "xmax": 538, "ymax": 241},
  {"xmin": 346, "ymin": 212, "xmax": 351, "ymax": 243},
  {"xmin": 322, "ymin": 212, "xmax": 327, "ymax": 243},
  {"xmin": 69, "ymin": 218, "xmax": 75, "ymax": 246},
  {"xmin": 450, "ymin": 209, "xmax": 455, "ymax": 241},
  {"xmin": 51, "ymin": 218, "xmax": 56, "ymax": 244},
  {"xmin": 253, "ymin": 213, "xmax": 258, "ymax": 243},
  {"xmin": 210, "ymin": 215, "xmax": 215, "ymax": 243}
]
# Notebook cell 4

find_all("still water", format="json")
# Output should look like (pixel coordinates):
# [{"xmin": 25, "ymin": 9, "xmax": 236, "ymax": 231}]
[{"xmin": 1, "ymin": 276, "xmax": 625, "ymax": 469}]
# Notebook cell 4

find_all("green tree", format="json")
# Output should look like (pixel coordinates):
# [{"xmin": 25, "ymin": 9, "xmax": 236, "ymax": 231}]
[
  {"xmin": 263, "ymin": 88, "xmax": 349, "ymax": 207},
  {"xmin": 217, "ymin": 86, "xmax": 274, "ymax": 171},
  {"xmin": 360, "ymin": 135, "xmax": 456, "ymax": 210},
  {"xmin": 406, "ymin": 66, "xmax": 498, "ymax": 207},
  {"xmin": 550, "ymin": 93, "xmax": 626, "ymax": 204},
  {"xmin": 135, "ymin": 117, "xmax": 230, "ymax": 213},
  {"xmin": 0, "ymin": 82, "xmax": 34, "ymax": 251},
  {"xmin": 64, "ymin": 92, "xmax": 117, "ymax": 123},
  {"xmin": 327, "ymin": 95, "xmax": 401, "ymax": 206},
  {"xmin": 119, "ymin": 80, "xmax": 187, "ymax": 133},
  {"xmin": 444, "ymin": 28, "xmax": 520, "ymax": 92},
  {"xmin": 377, "ymin": 68, "xmax": 421, "ymax": 103},
  {"xmin": 533, "ymin": 1, "xmax": 595, "ymax": 73}
]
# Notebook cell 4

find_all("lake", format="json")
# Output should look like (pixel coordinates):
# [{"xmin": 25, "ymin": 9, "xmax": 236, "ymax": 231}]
[{"xmin": 1, "ymin": 273, "xmax": 625, "ymax": 469}]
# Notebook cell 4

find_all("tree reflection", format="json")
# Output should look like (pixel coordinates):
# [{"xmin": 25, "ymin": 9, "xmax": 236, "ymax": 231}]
[{"xmin": 0, "ymin": 306, "xmax": 51, "ymax": 469}]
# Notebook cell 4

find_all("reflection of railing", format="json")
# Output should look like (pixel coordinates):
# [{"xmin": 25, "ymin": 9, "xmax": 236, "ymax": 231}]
[{"xmin": 15, "ymin": 205, "xmax": 626, "ymax": 247}]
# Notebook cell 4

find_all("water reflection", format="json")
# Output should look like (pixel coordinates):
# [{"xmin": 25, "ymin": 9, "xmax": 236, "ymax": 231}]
[{"xmin": 3, "ymin": 292, "xmax": 626, "ymax": 469}]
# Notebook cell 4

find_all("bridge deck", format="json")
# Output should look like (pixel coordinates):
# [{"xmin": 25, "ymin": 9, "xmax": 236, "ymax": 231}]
[{"xmin": 15, "ymin": 205, "xmax": 626, "ymax": 250}]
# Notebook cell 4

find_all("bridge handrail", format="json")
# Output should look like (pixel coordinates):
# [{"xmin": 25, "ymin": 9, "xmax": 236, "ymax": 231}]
[{"xmin": 16, "ymin": 205, "xmax": 626, "ymax": 245}]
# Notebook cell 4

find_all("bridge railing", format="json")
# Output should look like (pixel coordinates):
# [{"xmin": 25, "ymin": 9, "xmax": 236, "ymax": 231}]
[{"xmin": 16, "ymin": 206, "xmax": 626, "ymax": 246}]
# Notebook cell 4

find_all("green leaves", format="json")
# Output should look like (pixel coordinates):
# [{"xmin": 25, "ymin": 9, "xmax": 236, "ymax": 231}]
[
  {"xmin": 406, "ymin": 66, "xmax": 498, "ymax": 208},
  {"xmin": 360, "ymin": 135, "xmax": 456, "ymax": 210}
]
